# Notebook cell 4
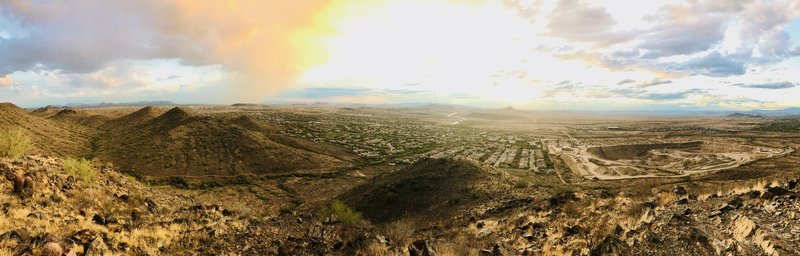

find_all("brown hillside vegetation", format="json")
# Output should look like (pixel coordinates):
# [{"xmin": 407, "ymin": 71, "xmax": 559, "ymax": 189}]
[
  {"xmin": 341, "ymin": 158, "xmax": 509, "ymax": 223},
  {"xmin": 94, "ymin": 107, "xmax": 348, "ymax": 178},
  {"xmin": 29, "ymin": 105, "xmax": 61, "ymax": 118},
  {"xmin": 48, "ymin": 108, "xmax": 111, "ymax": 128},
  {"xmin": 0, "ymin": 103, "xmax": 93, "ymax": 157}
]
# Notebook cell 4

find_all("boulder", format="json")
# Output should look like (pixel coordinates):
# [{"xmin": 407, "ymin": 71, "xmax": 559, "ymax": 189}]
[
  {"xmin": 408, "ymin": 239, "xmax": 438, "ymax": 256},
  {"xmin": 84, "ymin": 237, "xmax": 109, "ymax": 256},
  {"xmin": 762, "ymin": 187, "xmax": 791, "ymax": 199},
  {"xmin": 674, "ymin": 186, "xmax": 687, "ymax": 196},
  {"xmin": 40, "ymin": 242, "xmax": 63, "ymax": 256}
]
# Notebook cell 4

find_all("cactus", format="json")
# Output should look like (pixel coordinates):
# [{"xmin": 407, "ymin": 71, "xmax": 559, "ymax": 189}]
[
  {"xmin": 23, "ymin": 176, "xmax": 34, "ymax": 191},
  {"xmin": 12, "ymin": 174, "xmax": 24, "ymax": 193}
]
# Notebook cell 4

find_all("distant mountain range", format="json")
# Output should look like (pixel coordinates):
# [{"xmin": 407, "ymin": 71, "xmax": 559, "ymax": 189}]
[
  {"xmin": 52, "ymin": 101, "xmax": 176, "ymax": 108},
  {"xmin": 726, "ymin": 113, "xmax": 764, "ymax": 118}
]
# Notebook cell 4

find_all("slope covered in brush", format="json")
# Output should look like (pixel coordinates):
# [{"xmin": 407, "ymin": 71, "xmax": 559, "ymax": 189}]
[
  {"xmin": 0, "ymin": 103, "xmax": 94, "ymax": 157},
  {"xmin": 341, "ymin": 158, "xmax": 506, "ymax": 223},
  {"xmin": 94, "ymin": 107, "xmax": 348, "ymax": 177}
]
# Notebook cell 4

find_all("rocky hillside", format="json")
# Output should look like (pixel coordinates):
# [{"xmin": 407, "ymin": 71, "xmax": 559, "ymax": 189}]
[
  {"xmin": 3, "ymin": 153, "xmax": 800, "ymax": 255},
  {"xmin": 0, "ymin": 103, "xmax": 94, "ymax": 157},
  {"xmin": 341, "ymin": 158, "xmax": 511, "ymax": 224},
  {"xmin": 94, "ymin": 107, "xmax": 348, "ymax": 178},
  {"xmin": 0, "ymin": 155, "xmax": 376, "ymax": 255},
  {"xmin": 48, "ymin": 108, "xmax": 110, "ymax": 128}
]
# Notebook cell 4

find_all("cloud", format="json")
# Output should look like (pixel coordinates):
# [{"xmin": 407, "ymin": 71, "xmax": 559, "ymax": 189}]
[
  {"xmin": 638, "ymin": 13, "xmax": 729, "ymax": 58},
  {"xmin": 635, "ymin": 79, "xmax": 672, "ymax": 88},
  {"xmin": 0, "ymin": 0, "xmax": 335, "ymax": 101},
  {"xmin": 546, "ymin": 0, "xmax": 634, "ymax": 45},
  {"xmin": 283, "ymin": 87, "xmax": 371, "ymax": 99},
  {"xmin": 0, "ymin": 75, "xmax": 12, "ymax": 86},
  {"xmin": 616, "ymin": 79, "xmax": 635, "ymax": 85},
  {"xmin": 607, "ymin": 88, "xmax": 705, "ymax": 100},
  {"xmin": 733, "ymin": 81, "xmax": 797, "ymax": 89},
  {"xmin": 675, "ymin": 51, "xmax": 746, "ymax": 77}
]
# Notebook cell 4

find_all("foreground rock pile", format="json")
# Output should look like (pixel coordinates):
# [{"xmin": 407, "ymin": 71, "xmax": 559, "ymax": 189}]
[
  {"xmin": 3, "ymin": 154, "xmax": 800, "ymax": 255},
  {"xmin": 0, "ymin": 155, "xmax": 373, "ymax": 255}
]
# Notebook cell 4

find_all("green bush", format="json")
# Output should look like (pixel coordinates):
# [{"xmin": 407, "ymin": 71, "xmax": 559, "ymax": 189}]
[
  {"xmin": 62, "ymin": 157, "xmax": 98, "ymax": 184},
  {"xmin": 320, "ymin": 200, "xmax": 362, "ymax": 225},
  {"xmin": 0, "ymin": 129, "xmax": 33, "ymax": 159}
]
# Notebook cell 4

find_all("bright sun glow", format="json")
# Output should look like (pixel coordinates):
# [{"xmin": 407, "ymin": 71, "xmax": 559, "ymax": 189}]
[{"xmin": 0, "ymin": 0, "xmax": 799, "ymax": 109}]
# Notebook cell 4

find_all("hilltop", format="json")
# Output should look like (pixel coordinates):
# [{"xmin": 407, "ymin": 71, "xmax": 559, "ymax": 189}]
[
  {"xmin": 727, "ymin": 112, "xmax": 764, "ymax": 118},
  {"xmin": 49, "ymin": 108, "xmax": 111, "ymax": 128},
  {"xmin": 94, "ymin": 107, "xmax": 348, "ymax": 178}
]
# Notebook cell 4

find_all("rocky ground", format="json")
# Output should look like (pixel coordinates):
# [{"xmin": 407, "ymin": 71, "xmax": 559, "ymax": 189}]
[
  {"xmin": 2, "ymin": 154, "xmax": 800, "ymax": 255},
  {"xmin": 0, "ymin": 155, "xmax": 374, "ymax": 255}
]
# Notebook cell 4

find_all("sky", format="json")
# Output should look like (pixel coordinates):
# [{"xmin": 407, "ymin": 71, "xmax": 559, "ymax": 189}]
[{"xmin": 1, "ymin": 0, "xmax": 800, "ymax": 110}]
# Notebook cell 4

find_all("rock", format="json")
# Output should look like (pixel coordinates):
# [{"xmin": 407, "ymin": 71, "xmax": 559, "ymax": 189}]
[
  {"xmin": 762, "ymin": 187, "xmax": 791, "ymax": 199},
  {"xmin": 731, "ymin": 215, "xmax": 756, "ymax": 242},
  {"xmin": 144, "ymin": 198, "xmax": 159, "ymax": 213},
  {"xmin": 674, "ymin": 186, "xmax": 687, "ymax": 195},
  {"xmin": 71, "ymin": 229, "xmax": 97, "ymax": 244},
  {"xmin": 408, "ymin": 239, "xmax": 438, "ymax": 256},
  {"xmin": 720, "ymin": 197, "xmax": 743, "ymax": 213},
  {"xmin": 4, "ymin": 228, "xmax": 31, "ymax": 242},
  {"xmin": 116, "ymin": 194, "xmax": 130, "ymax": 201},
  {"xmin": 84, "ymin": 237, "xmax": 109, "ymax": 256},
  {"xmin": 476, "ymin": 229, "xmax": 493, "ymax": 238},
  {"xmin": 92, "ymin": 214, "xmax": 106, "ymax": 225},
  {"xmin": 27, "ymin": 212, "xmax": 44, "ymax": 219},
  {"xmin": 564, "ymin": 225, "xmax": 582, "ymax": 237},
  {"xmin": 590, "ymin": 236, "xmax": 628, "ymax": 256},
  {"xmin": 40, "ymin": 242, "xmax": 63, "ymax": 256}
]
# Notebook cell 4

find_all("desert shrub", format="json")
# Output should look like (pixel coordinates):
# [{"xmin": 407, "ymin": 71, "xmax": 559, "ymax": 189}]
[
  {"xmin": 62, "ymin": 157, "xmax": 98, "ymax": 184},
  {"xmin": 279, "ymin": 203, "xmax": 298, "ymax": 215},
  {"xmin": 515, "ymin": 179, "xmax": 530, "ymax": 188},
  {"xmin": 320, "ymin": 200, "xmax": 362, "ymax": 225},
  {"xmin": 382, "ymin": 219, "xmax": 416, "ymax": 247},
  {"xmin": 0, "ymin": 129, "xmax": 33, "ymax": 159}
]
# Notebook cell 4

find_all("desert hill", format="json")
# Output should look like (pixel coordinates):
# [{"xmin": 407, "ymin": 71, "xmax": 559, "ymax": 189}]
[
  {"xmin": 341, "ymin": 158, "xmax": 509, "ymax": 223},
  {"xmin": 727, "ymin": 112, "xmax": 764, "ymax": 118},
  {"xmin": 48, "ymin": 108, "xmax": 111, "ymax": 128},
  {"xmin": 94, "ymin": 107, "xmax": 348, "ymax": 178},
  {"xmin": 0, "ymin": 103, "xmax": 93, "ymax": 157},
  {"xmin": 29, "ymin": 105, "xmax": 61, "ymax": 118}
]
